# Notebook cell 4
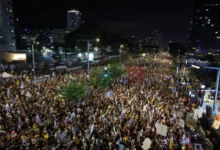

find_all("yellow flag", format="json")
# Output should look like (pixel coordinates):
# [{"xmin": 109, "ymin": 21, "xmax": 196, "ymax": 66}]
[
  {"xmin": 26, "ymin": 76, "xmax": 29, "ymax": 81},
  {"xmin": 169, "ymin": 137, "xmax": 173, "ymax": 149},
  {"xmin": 16, "ymin": 80, "xmax": 20, "ymax": 86},
  {"xmin": 44, "ymin": 133, "xmax": 49, "ymax": 139}
]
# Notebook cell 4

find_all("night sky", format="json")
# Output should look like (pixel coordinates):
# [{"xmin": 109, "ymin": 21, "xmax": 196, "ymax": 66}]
[{"xmin": 13, "ymin": 0, "xmax": 192, "ymax": 46}]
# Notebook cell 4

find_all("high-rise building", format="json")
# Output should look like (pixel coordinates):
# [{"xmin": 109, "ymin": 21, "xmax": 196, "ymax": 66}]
[
  {"xmin": 151, "ymin": 30, "xmax": 162, "ymax": 47},
  {"xmin": 0, "ymin": 0, "xmax": 16, "ymax": 51},
  {"xmin": 189, "ymin": 0, "xmax": 220, "ymax": 51},
  {"xmin": 52, "ymin": 29, "xmax": 65, "ymax": 44},
  {"xmin": 66, "ymin": 9, "xmax": 81, "ymax": 32}
]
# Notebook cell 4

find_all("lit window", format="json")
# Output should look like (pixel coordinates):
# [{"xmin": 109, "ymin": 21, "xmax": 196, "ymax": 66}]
[
  {"xmin": 208, "ymin": 22, "xmax": 210, "ymax": 24},
  {"xmin": 0, "ymin": 36, "xmax": 2, "ymax": 38},
  {"xmin": 200, "ymin": 17, "xmax": 202, "ymax": 19},
  {"xmin": 216, "ymin": 32, "xmax": 218, "ymax": 34},
  {"xmin": 12, "ymin": 43, "xmax": 15, "ymax": 46},
  {"xmin": 206, "ymin": 9, "xmax": 209, "ymax": 11},
  {"xmin": 208, "ymin": 19, "xmax": 211, "ymax": 21},
  {"xmin": 205, "ymin": 17, "xmax": 208, "ymax": 19},
  {"xmin": 217, "ymin": 36, "xmax": 220, "ymax": 39},
  {"xmin": 10, "ymin": 30, "xmax": 14, "ymax": 32},
  {"xmin": 212, "ymin": 24, "xmax": 214, "ymax": 27}
]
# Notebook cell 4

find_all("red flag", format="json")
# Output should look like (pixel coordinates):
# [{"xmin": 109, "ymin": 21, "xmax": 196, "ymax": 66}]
[{"xmin": 128, "ymin": 66, "xmax": 145, "ymax": 82}]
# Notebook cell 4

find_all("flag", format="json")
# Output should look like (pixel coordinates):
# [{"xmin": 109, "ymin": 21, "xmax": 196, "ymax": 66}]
[
  {"xmin": 126, "ymin": 119, "xmax": 134, "ymax": 127},
  {"xmin": 128, "ymin": 66, "xmax": 145, "ymax": 82},
  {"xmin": 7, "ymin": 89, "xmax": 10, "ymax": 97},
  {"xmin": 169, "ymin": 136, "xmax": 173, "ymax": 149},
  {"xmin": 5, "ymin": 103, "xmax": 9, "ymax": 112},
  {"xmin": 35, "ymin": 115, "xmax": 41, "ymax": 123},
  {"xmin": 16, "ymin": 80, "xmax": 20, "ymax": 86},
  {"xmin": 90, "ymin": 124, "xmax": 94, "ymax": 134},
  {"xmin": 113, "ymin": 126, "xmax": 116, "ymax": 135},
  {"xmin": 20, "ymin": 82, "xmax": 24, "ymax": 89},
  {"xmin": 120, "ymin": 113, "xmax": 126, "ymax": 120},
  {"xmin": 26, "ymin": 76, "xmax": 29, "ymax": 82},
  {"xmin": 131, "ymin": 105, "xmax": 134, "ymax": 112},
  {"xmin": 25, "ymin": 91, "xmax": 32, "ymax": 97}
]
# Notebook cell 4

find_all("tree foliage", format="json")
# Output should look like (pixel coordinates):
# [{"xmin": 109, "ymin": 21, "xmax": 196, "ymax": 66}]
[
  {"xmin": 108, "ymin": 63, "xmax": 126, "ymax": 79},
  {"xmin": 90, "ymin": 63, "xmax": 126, "ymax": 90},
  {"xmin": 90, "ymin": 67, "xmax": 112, "ymax": 89},
  {"xmin": 169, "ymin": 42, "xmax": 187, "ymax": 57},
  {"xmin": 60, "ymin": 80, "xmax": 87, "ymax": 103},
  {"xmin": 65, "ymin": 22, "xmax": 110, "ymax": 50}
]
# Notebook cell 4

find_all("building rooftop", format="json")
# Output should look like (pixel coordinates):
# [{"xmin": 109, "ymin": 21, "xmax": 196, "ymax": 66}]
[{"xmin": 68, "ymin": 9, "xmax": 80, "ymax": 13}]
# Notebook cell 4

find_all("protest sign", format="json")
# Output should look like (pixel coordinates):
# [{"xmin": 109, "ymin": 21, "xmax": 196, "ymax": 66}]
[
  {"xmin": 212, "ymin": 120, "xmax": 220, "ymax": 129},
  {"xmin": 155, "ymin": 123, "xmax": 168, "ymax": 136},
  {"xmin": 142, "ymin": 138, "xmax": 152, "ymax": 150},
  {"xmin": 193, "ymin": 109, "xmax": 200, "ymax": 120},
  {"xmin": 176, "ymin": 110, "xmax": 184, "ymax": 118}
]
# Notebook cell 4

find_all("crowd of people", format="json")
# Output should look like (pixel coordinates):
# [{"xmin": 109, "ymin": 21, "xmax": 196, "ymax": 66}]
[{"xmin": 0, "ymin": 54, "xmax": 203, "ymax": 149}]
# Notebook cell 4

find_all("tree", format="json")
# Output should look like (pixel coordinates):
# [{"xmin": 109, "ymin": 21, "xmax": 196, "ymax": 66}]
[
  {"xmin": 109, "ymin": 63, "xmax": 126, "ymax": 79},
  {"xmin": 201, "ymin": 54, "xmax": 219, "ymax": 63},
  {"xmin": 65, "ymin": 22, "xmax": 110, "ymax": 51},
  {"xmin": 90, "ymin": 63, "xmax": 126, "ymax": 90},
  {"xmin": 169, "ymin": 42, "xmax": 187, "ymax": 57},
  {"xmin": 90, "ymin": 67, "xmax": 113, "ymax": 90},
  {"xmin": 60, "ymin": 80, "xmax": 87, "ymax": 104}
]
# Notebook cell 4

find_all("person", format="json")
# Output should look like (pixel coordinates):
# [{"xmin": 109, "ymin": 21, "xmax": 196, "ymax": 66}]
[{"xmin": 0, "ymin": 53, "xmax": 207, "ymax": 149}]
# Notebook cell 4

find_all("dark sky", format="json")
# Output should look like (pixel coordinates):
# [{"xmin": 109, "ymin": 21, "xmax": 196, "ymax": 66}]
[{"xmin": 13, "ymin": 0, "xmax": 192, "ymax": 46}]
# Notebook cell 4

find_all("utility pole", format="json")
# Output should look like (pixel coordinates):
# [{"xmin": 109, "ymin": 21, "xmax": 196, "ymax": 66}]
[
  {"xmin": 81, "ymin": 38, "xmax": 99, "ymax": 77},
  {"xmin": 31, "ymin": 37, "xmax": 40, "ymax": 83}
]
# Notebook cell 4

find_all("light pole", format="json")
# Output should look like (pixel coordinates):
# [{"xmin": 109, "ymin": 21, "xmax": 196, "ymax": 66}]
[
  {"xmin": 81, "ymin": 38, "xmax": 99, "ymax": 76},
  {"xmin": 120, "ymin": 45, "xmax": 124, "ymax": 64},
  {"xmin": 80, "ymin": 39, "xmax": 99, "ymax": 99},
  {"xmin": 31, "ymin": 41, "xmax": 39, "ymax": 83}
]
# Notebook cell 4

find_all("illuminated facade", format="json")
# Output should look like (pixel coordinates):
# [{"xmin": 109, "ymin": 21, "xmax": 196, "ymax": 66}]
[
  {"xmin": 151, "ymin": 30, "xmax": 162, "ymax": 47},
  {"xmin": 189, "ymin": 0, "xmax": 220, "ymax": 50},
  {"xmin": 67, "ymin": 9, "xmax": 81, "ymax": 31},
  {"xmin": 0, "ymin": 0, "xmax": 16, "ymax": 51}
]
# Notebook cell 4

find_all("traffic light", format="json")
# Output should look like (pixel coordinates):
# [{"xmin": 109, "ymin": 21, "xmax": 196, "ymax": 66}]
[{"xmin": 104, "ymin": 67, "xmax": 108, "ymax": 77}]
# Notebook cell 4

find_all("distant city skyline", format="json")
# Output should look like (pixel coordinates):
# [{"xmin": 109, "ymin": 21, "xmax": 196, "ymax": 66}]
[{"xmin": 13, "ymin": 0, "xmax": 192, "ymax": 47}]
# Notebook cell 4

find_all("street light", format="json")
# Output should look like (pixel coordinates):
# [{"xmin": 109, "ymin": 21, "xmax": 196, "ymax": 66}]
[
  {"xmin": 31, "ymin": 40, "xmax": 39, "ymax": 83},
  {"xmin": 81, "ymin": 38, "xmax": 100, "ymax": 76},
  {"xmin": 104, "ymin": 67, "xmax": 108, "ymax": 77},
  {"xmin": 119, "ymin": 44, "xmax": 124, "ymax": 63}
]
